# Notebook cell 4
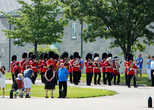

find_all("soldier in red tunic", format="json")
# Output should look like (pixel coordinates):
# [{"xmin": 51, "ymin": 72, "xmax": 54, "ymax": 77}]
[
  {"xmin": 69, "ymin": 55, "xmax": 73, "ymax": 83},
  {"xmin": 39, "ymin": 53, "xmax": 48, "ymax": 83},
  {"xmin": 10, "ymin": 55, "xmax": 17, "ymax": 83},
  {"xmin": 20, "ymin": 52, "xmax": 28, "ymax": 74},
  {"xmin": 93, "ymin": 53, "xmax": 101, "ymax": 85},
  {"xmin": 101, "ymin": 53, "xmax": 108, "ymax": 84},
  {"xmin": 72, "ymin": 52, "xmax": 81, "ymax": 85},
  {"xmin": 127, "ymin": 54, "xmax": 138, "ymax": 88},
  {"xmin": 104, "ymin": 53, "xmax": 113, "ymax": 86},
  {"xmin": 29, "ymin": 55, "xmax": 38, "ymax": 84},
  {"xmin": 112, "ymin": 57, "xmax": 120, "ymax": 85},
  {"xmin": 85, "ymin": 53, "xmax": 93, "ymax": 86}
]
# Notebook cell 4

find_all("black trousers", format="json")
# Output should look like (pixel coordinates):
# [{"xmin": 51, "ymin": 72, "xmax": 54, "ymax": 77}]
[
  {"xmin": 31, "ymin": 72, "xmax": 38, "ymax": 84},
  {"xmin": 73, "ymin": 71, "xmax": 79, "ymax": 85},
  {"xmin": 86, "ymin": 72, "xmax": 93, "ymax": 86},
  {"xmin": 12, "ymin": 74, "xmax": 15, "ymax": 83},
  {"xmin": 113, "ymin": 74, "xmax": 120, "ymax": 85},
  {"xmin": 103, "ymin": 72, "xmax": 107, "ymax": 84},
  {"xmin": 69, "ymin": 73, "xmax": 73, "ymax": 83},
  {"xmin": 78, "ymin": 70, "xmax": 81, "ymax": 83},
  {"xmin": 59, "ymin": 81, "xmax": 67, "ymax": 98},
  {"xmin": 125, "ymin": 73, "xmax": 128, "ymax": 85},
  {"xmin": 127, "ymin": 74, "xmax": 136, "ymax": 87},
  {"xmin": 106, "ymin": 72, "xmax": 112, "ymax": 86},
  {"xmin": 40, "ymin": 72, "xmax": 45, "ymax": 83},
  {"xmin": 151, "ymin": 70, "xmax": 154, "ymax": 86},
  {"xmin": 94, "ymin": 72, "xmax": 101, "ymax": 85}
]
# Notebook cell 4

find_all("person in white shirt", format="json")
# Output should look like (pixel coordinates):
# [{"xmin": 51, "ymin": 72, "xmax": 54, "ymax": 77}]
[
  {"xmin": 0, "ymin": 66, "xmax": 6, "ymax": 98},
  {"xmin": 151, "ymin": 56, "xmax": 154, "ymax": 86}
]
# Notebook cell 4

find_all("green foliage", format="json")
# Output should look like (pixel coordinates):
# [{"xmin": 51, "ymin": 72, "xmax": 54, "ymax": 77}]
[
  {"xmin": 1, "ymin": 0, "xmax": 67, "ymax": 55},
  {"xmin": 29, "ymin": 45, "xmax": 60, "ymax": 56},
  {"xmin": 67, "ymin": 0, "xmax": 154, "ymax": 58}
]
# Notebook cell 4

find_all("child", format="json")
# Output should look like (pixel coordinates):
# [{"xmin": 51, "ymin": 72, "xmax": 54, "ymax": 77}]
[
  {"xmin": 24, "ymin": 65, "xmax": 33, "ymax": 98},
  {"xmin": 151, "ymin": 56, "xmax": 154, "ymax": 86},
  {"xmin": 16, "ymin": 73, "xmax": 24, "ymax": 98},
  {"xmin": 44, "ymin": 65, "xmax": 55, "ymax": 98},
  {"xmin": 0, "ymin": 66, "xmax": 6, "ymax": 98},
  {"xmin": 58, "ymin": 63, "xmax": 69, "ymax": 98}
]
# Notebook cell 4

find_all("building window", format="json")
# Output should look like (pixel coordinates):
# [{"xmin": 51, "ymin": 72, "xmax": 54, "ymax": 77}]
[{"xmin": 72, "ymin": 22, "xmax": 77, "ymax": 39}]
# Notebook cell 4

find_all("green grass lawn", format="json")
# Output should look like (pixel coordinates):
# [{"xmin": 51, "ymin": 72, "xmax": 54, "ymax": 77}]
[
  {"xmin": 1, "ymin": 84, "xmax": 116, "ymax": 98},
  {"xmin": 6, "ymin": 72, "xmax": 151, "ymax": 86}
]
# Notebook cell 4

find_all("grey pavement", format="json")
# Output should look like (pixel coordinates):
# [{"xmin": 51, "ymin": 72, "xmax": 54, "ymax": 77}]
[{"xmin": 0, "ymin": 80, "xmax": 154, "ymax": 110}]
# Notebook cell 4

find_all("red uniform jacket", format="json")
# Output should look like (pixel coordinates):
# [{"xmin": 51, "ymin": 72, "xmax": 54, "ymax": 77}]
[
  {"xmin": 124, "ymin": 61, "xmax": 129, "ymax": 74},
  {"xmin": 104, "ymin": 60, "xmax": 113, "ymax": 73},
  {"xmin": 40, "ymin": 60, "xmax": 47, "ymax": 73},
  {"xmin": 101, "ymin": 59, "xmax": 106, "ymax": 73},
  {"xmin": 29, "ymin": 60, "xmax": 38, "ymax": 73},
  {"xmin": 10, "ymin": 61, "xmax": 16, "ymax": 73},
  {"xmin": 85, "ymin": 61, "xmax": 93, "ymax": 73},
  {"xmin": 93, "ymin": 62, "xmax": 101, "ymax": 73},
  {"xmin": 46, "ymin": 59, "xmax": 57, "ymax": 71},
  {"xmin": 20, "ymin": 59, "xmax": 27, "ymax": 73},
  {"xmin": 72, "ymin": 59, "xmax": 81, "ymax": 72},
  {"xmin": 127, "ymin": 61, "xmax": 137, "ymax": 75}
]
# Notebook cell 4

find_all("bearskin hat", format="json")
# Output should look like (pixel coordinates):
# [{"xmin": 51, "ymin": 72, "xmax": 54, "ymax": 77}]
[
  {"xmin": 28, "ymin": 52, "xmax": 33, "ymax": 59},
  {"xmin": 102, "ymin": 52, "xmax": 107, "ymax": 59},
  {"xmin": 44, "ymin": 53, "xmax": 48, "ymax": 60},
  {"xmin": 62, "ymin": 52, "xmax": 69, "ymax": 59},
  {"xmin": 94, "ymin": 53, "xmax": 99, "ymax": 58},
  {"xmin": 73, "ymin": 52, "xmax": 79, "ymax": 59},
  {"xmin": 127, "ymin": 54, "xmax": 134, "ymax": 61},
  {"xmin": 12, "ymin": 55, "xmax": 17, "ymax": 61},
  {"xmin": 70, "ymin": 55, "xmax": 74, "ymax": 60},
  {"xmin": 22, "ymin": 52, "xmax": 27, "ymax": 59},
  {"xmin": 86, "ymin": 53, "xmax": 93, "ymax": 60},
  {"xmin": 54, "ymin": 53, "xmax": 59, "ymax": 60},
  {"xmin": 48, "ymin": 51, "xmax": 55, "ymax": 59},
  {"xmin": 32, "ymin": 55, "xmax": 36, "ymax": 60},
  {"xmin": 108, "ymin": 53, "xmax": 112, "ymax": 58}
]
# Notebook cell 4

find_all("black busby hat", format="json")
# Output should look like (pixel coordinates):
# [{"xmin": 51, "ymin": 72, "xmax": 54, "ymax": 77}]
[
  {"xmin": 12, "ymin": 55, "xmax": 17, "ymax": 61},
  {"xmin": 94, "ymin": 53, "xmax": 99, "ymax": 58},
  {"xmin": 54, "ymin": 53, "xmax": 59, "ymax": 60},
  {"xmin": 86, "ymin": 53, "xmax": 93, "ymax": 60},
  {"xmin": 22, "ymin": 52, "xmax": 27, "ymax": 59},
  {"xmin": 128, "ymin": 54, "xmax": 133, "ymax": 61},
  {"xmin": 44, "ymin": 53, "xmax": 48, "ymax": 60},
  {"xmin": 48, "ymin": 51, "xmax": 55, "ymax": 59},
  {"xmin": 73, "ymin": 52, "xmax": 79, "ymax": 58},
  {"xmin": 70, "ymin": 55, "xmax": 74, "ymax": 60},
  {"xmin": 39, "ymin": 53, "xmax": 44, "ymax": 60},
  {"xmin": 102, "ymin": 52, "xmax": 107, "ymax": 59},
  {"xmin": 32, "ymin": 55, "xmax": 36, "ymax": 60},
  {"xmin": 28, "ymin": 52, "xmax": 33, "ymax": 59},
  {"xmin": 62, "ymin": 52, "xmax": 69, "ymax": 59},
  {"xmin": 108, "ymin": 53, "xmax": 112, "ymax": 58}
]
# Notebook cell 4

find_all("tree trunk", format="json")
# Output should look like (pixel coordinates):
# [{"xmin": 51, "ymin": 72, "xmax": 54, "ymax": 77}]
[{"xmin": 34, "ymin": 40, "xmax": 38, "ymax": 57}]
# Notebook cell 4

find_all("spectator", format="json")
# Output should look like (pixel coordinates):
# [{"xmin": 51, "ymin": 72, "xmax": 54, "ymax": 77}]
[
  {"xmin": 23, "ymin": 65, "xmax": 33, "ymax": 98},
  {"xmin": 44, "ymin": 65, "xmax": 55, "ymax": 98},
  {"xmin": 0, "ymin": 66, "xmax": 6, "ymax": 98},
  {"xmin": 136, "ymin": 54, "xmax": 143, "ymax": 80},
  {"xmin": 146, "ymin": 55, "xmax": 152, "ymax": 80},
  {"xmin": 58, "ymin": 63, "xmax": 69, "ymax": 98}
]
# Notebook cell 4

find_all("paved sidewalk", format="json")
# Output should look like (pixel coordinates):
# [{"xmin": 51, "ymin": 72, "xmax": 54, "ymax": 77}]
[{"xmin": 0, "ymin": 80, "xmax": 154, "ymax": 110}]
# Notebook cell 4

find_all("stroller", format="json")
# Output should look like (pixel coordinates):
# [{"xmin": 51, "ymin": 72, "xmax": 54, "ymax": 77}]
[{"xmin": 10, "ymin": 73, "xmax": 24, "ymax": 99}]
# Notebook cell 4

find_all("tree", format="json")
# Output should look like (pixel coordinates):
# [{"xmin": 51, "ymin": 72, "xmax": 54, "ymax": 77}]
[
  {"xmin": 62, "ymin": 0, "xmax": 89, "ymax": 58},
  {"xmin": 72, "ymin": 0, "xmax": 154, "ymax": 59},
  {"xmin": 1, "ymin": 0, "xmax": 67, "ymax": 56}
]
